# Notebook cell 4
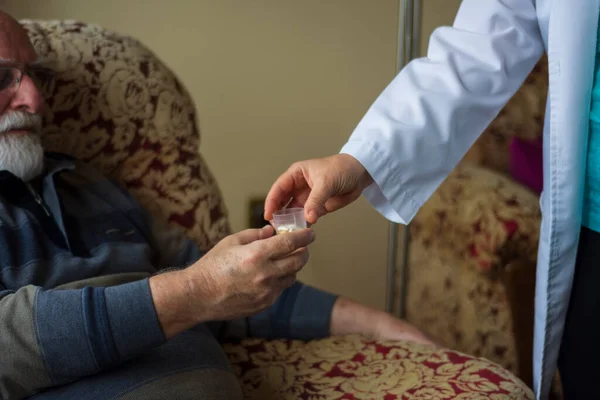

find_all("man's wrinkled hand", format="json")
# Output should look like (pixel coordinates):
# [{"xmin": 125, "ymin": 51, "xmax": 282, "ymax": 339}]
[{"xmin": 184, "ymin": 225, "xmax": 315, "ymax": 321}]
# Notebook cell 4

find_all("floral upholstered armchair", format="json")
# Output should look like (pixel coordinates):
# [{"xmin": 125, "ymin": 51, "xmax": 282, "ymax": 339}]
[{"xmin": 23, "ymin": 19, "xmax": 534, "ymax": 399}]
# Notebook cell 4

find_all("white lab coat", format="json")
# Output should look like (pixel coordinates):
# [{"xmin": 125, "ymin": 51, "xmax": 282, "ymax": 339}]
[{"xmin": 341, "ymin": 0, "xmax": 600, "ymax": 398}]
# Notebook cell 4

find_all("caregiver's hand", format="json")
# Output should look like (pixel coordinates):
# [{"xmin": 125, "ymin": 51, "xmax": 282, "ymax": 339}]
[{"xmin": 264, "ymin": 154, "xmax": 373, "ymax": 224}]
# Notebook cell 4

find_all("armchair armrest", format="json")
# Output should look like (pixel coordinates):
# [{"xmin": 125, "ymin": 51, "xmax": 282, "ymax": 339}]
[
  {"xmin": 410, "ymin": 164, "xmax": 541, "ymax": 276},
  {"xmin": 407, "ymin": 164, "xmax": 540, "ymax": 385}
]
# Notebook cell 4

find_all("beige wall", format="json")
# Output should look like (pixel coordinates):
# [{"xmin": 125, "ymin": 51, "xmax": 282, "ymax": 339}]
[{"xmin": 2, "ymin": 0, "xmax": 461, "ymax": 310}]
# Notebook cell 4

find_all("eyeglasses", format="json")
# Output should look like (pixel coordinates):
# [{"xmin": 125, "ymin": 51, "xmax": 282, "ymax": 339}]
[{"xmin": 0, "ymin": 65, "xmax": 56, "ymax": 95}]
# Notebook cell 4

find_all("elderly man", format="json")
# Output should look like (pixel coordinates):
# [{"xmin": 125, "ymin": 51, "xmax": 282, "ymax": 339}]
[{"xmin": 0, "ymin": 11, "xmax": 432, "ymax": 400}]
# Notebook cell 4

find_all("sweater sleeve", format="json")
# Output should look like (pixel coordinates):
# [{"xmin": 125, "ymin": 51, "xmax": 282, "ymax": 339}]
[
  {"xmin": 0, "ymin": 279, "xmax": 165, "ymax": 399},
  {"xmin": 142, "ymin": 212, "xmax": 205, "ymax": 271},
  {"xmin": 208, "ymin": 281, "xmax": 338, "ymax": 342}
]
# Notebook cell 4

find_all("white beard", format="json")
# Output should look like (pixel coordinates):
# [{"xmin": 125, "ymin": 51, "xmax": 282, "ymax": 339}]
[
  {"xmin": 0, "ymin": 111, "xmax": 45, "ymax": 181},
  {"xmin": 0, "ymin": 134, "xmax": 44, "ymax": 181}
]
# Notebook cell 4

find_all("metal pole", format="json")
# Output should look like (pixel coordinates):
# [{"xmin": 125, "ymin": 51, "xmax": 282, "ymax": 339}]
[
  {"xmin": 399, "ymin": 0, "xmax": 421, "ymax": 320},
  {"xmin": 397, "ymin": 0, "xmax": 414, "ymax": 319},
  {"xmin": 386, "ymin": 0, "xmax": 406, "ymax": 315},
  {"xmin": 386, "ymin": 0, "xmax": 420, "ymax": 317},
  {"xmin": 386, "ymin": 224, "xmax": 399, "ymax": 314},
  {"xmin": 412, "ymin": 0, "xmax": 422, "ymax": 61}
]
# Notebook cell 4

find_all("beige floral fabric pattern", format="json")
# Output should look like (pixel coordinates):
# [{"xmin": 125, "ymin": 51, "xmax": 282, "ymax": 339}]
[
  {"xmin": 463, "ymin": 56, "xmax": 548, "ymax": 172},
  {"xmin": 413, "ymin": 166, "xmax": 541, "ymax": 275},
  {"xmin": 223, "ymin": 335, "xmax": 534, "ymax": 399},
  {"xmin": 405, "ymin": 57, "xmax": 548, "ymax": 388},
  {"xmin": 406, "ymin": 165, "xmax": 541, "ymax": 382},
  {"xmin": 22, "ymin": 20, "xmax": 231, "ymax": 251},
  {"xmin": 23, "ymin": 19, "xmax": 533, "ymax": 399}
]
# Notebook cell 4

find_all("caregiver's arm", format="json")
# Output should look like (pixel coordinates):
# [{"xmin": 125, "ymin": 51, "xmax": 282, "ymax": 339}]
[{"xmin": 265, "ymin": 0, "xmax": 544, "ymax": 225}]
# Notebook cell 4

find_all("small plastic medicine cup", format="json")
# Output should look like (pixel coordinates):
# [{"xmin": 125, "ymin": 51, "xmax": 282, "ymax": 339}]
[{"xmin": 272, "ymin": 208, "xmax": 307, "ymax": 234}]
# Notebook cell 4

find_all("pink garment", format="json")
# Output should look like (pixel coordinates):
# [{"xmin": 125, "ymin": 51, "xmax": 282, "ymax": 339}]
[{"xmin": 508, "ymin": 137, "xmax": 543, "ymax": 194}]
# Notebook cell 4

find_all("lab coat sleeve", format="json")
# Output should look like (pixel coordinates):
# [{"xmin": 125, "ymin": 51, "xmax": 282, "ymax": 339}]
[{"xmin": 340, "ymin": 0, "xmax": 544, "ymax": 224}]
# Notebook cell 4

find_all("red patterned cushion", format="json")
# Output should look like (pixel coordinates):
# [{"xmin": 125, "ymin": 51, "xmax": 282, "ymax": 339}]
[{"xmin": 224, "ymin": 336, "xmax": 534, "ymax": 399}]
